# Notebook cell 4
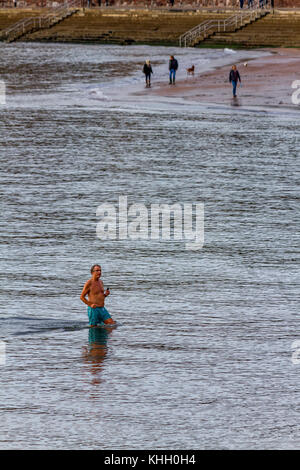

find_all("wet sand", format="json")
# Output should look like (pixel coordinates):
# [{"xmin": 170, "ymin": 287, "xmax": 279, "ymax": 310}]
[{"xmin": 141, "ymin": 48, "xmax": 300, "ymax": 110}]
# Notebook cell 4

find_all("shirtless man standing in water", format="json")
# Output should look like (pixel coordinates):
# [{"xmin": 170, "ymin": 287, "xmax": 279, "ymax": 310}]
[{"xmin": 80, "ymin": 264, "xmax": 115, "ymax": 326}]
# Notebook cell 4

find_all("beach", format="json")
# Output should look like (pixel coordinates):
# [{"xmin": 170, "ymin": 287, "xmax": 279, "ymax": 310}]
[{"xmin": 141, "ymin": 48, "xmax": 300, "ymax": 110}]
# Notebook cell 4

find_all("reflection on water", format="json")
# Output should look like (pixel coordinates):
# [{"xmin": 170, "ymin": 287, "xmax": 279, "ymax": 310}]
[{"xmin": 82, "ymin": 327, "xmax": 112, "ymax": 385}]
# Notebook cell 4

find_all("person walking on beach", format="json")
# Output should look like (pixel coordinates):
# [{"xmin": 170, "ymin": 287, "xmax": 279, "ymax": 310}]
[
  {"xmin": 169, "ymin": 55, "xmax": 178, "ymax": 85},
  {"xmin": 143, "ymin": 60, "xmax": 153, "ymax": 88},
  {"xmin": 229, "ymin": 64, "xmax": 241, "ymax": 98},
  {"xmin": 80, "ymin": 264, "xmax": 115, "ymax": 326}
]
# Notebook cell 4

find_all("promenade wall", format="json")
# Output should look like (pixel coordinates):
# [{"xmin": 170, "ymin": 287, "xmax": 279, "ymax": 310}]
[{"xmin": 1, "ymin": 5, "xmax": 300, "ymax": 47}]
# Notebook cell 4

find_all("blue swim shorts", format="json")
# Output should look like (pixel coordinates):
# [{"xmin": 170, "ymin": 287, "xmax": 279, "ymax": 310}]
[{"xmin": 87, "ymin": 306, "xmax": 111, "ymax": 326}]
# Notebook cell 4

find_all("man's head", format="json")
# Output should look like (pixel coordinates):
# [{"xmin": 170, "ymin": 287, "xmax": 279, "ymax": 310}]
[
  {"xmin": 232, "ymin": 65, "xmax": 237, "ymax": 70},
  {"xmin": 91, "ymin": 264, "xmax": 101, "ymax": 278}
]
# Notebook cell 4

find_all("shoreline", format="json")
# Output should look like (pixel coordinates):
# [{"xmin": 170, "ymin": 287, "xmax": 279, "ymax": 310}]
[{"xmin": 134, "ymin": 48, "xmax": 300, "ymax": 111}]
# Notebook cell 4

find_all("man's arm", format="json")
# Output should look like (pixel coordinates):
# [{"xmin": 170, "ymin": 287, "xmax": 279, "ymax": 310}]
[
  {"xmin": 100, "ymin": 280, "xmax": 110, "ymax": 298},
  {"xmin": 80, "ymin": 280, "xmax": 93, "ymax": 307}
]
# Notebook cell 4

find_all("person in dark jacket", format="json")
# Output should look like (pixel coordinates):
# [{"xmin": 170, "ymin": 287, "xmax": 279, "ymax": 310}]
[
  {"xmin": 169, "ymin": 55, "xmax": 178, "ymax": 85},
  {"xmin": 229, "ymin": 64, "xmax": 241, "ymax": 98},
  {"xmin": 143, "ymin": 60, "xmax": 153, "ymax": 88}
]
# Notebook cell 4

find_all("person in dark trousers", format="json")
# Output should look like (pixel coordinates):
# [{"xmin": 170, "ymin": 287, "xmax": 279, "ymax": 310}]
[
  {"xmin": 229, "ymin": 64, "xmax": 241, "ymax": 98},
  {"xmin": 169, "ymin": 55, "xmax": 178, "ymax": 85},
  {"xmin": 143, "ymin": 60, "xmax": 153, "ymax": 88}
]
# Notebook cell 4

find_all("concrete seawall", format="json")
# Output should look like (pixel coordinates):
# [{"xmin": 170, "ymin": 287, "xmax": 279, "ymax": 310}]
[{"xmin": 1, "ymin": 7, "xmax": 300, "ymax": 47}]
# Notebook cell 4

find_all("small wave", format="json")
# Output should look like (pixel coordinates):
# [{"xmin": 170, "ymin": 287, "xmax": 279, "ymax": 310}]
[
  {"xmin": 88, "ymin": 88, "xmax": 110, "ymax": 101},
  {"xmin": 224, "ymin": 48, "xmax": 237, "ymax": 54},
  {"xmin": 0, "ymin": 316, "xmax": 88, "ymax": 337}
]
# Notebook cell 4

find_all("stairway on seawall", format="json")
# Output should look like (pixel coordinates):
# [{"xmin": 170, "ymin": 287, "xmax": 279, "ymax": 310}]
[
  {"xmin": 203, "ymin": 10, "xmax": 300, "ymax": 47},
  {"xmin": 23, "ymin": 9, "xmax": 232, "ymax": 44}
]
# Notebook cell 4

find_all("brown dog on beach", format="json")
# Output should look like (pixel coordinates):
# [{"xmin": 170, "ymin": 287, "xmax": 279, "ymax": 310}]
[{"xmin": 187, "ymin": 65, "xmax": 195, "ymax": 76}]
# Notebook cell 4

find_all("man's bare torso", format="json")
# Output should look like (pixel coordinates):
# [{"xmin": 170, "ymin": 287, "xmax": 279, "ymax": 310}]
[{"xmin": 87, "ymin": 279, "xmax": 105, "ymax": 307}]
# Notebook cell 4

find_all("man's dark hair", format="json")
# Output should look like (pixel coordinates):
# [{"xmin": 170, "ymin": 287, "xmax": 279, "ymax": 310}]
[{"xmin": 91, "ymin": 264, "xmax": 101, "ymax": 274}]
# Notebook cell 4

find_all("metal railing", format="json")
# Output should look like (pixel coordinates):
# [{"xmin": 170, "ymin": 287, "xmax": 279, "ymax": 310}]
[
  {"xmin": 179, "ymin": 0, "xmax": 270, "ymax": 47},
  {"xmin": 0, "ymin": 0, "xmax": 80, "ymax": 42}
]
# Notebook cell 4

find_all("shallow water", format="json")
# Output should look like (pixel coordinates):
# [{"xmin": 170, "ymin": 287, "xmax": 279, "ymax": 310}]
[{"xmin": 0, "ymin": 43, "xmax": 299, "ymax": 450}]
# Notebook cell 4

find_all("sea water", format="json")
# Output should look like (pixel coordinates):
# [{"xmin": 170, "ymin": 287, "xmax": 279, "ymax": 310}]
[{"xmin": 0, "ymin": 43, "xmax": 299, "ymax": 449}]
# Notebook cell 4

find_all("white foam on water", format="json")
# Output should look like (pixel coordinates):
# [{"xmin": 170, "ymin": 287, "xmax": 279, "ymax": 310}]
[
  {"xmin": 88, "ymin": 88, "xmax": 110, "ymax": 101},
  {"xmin": 224, "ymin": 48, "xmax": 237, "ymax": 54}
]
